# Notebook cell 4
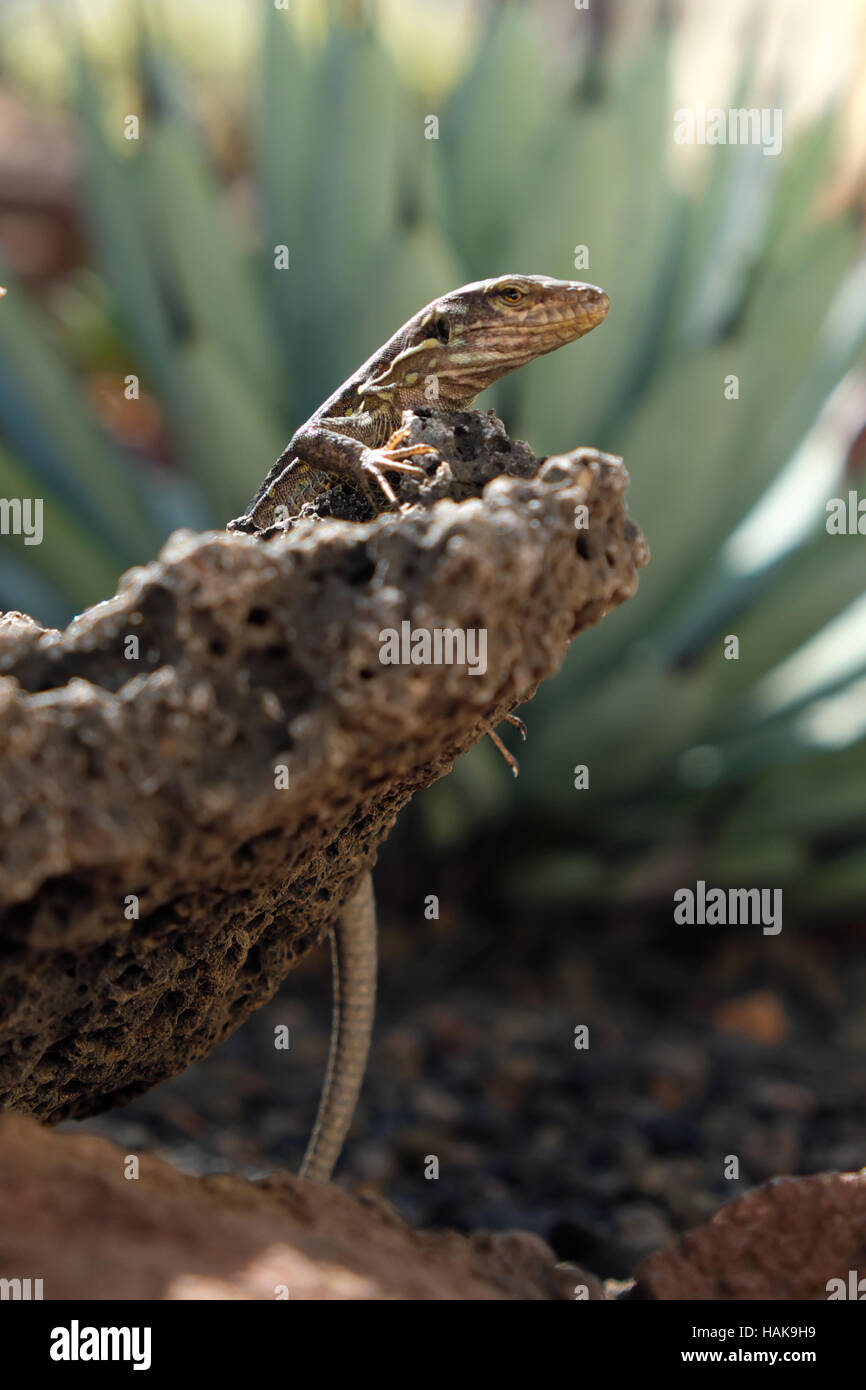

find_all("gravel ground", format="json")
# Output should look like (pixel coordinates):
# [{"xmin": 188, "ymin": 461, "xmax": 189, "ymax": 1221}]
[{"xmin": 66, "ymin": 825, "xmax": 866, "ymax": 1281}]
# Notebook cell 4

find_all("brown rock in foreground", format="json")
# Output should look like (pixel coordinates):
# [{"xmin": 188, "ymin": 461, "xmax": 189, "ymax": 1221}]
[
  {"xmin": 0, "ymin": 1113, "xmax": 597, "ymax": 1300},
  {"xmin": 635, "ymin": 1171, "xmax": 866, "ymax": 1299},
  {"xmin": 0, "ymin": 409, "xmax": 647, "ymax": 1123},
  {"xmin": 5, "ymin": 1113, "xmax": 864, "ymax": 1301}
]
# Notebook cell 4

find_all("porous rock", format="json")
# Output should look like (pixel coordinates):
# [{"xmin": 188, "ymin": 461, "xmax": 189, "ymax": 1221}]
[{"xmin": 0, "ymin": 408, "xmax": 646, "ymax": 1121}]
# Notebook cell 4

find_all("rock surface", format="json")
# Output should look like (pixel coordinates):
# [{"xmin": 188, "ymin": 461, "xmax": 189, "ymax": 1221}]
[
  {"xmin": 1, "ymin": 1111, "xmax": 861, "ymax": 1300},
  {"xmin": 634, "ymin": 1170, "xmax": 866, "ymax": 1299},
  {"xmin": 0, "ymin": 409, "xmax": 647, "ymax": 1122},
  {"xmin": 0, "ymin": 1112, "xmax": 596, "ymax": 1299}
]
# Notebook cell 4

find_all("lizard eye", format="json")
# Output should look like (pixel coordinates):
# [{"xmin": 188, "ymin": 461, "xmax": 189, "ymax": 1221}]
[
  {"xmin": 433, "ymin": 314, "xmax": 450, "ymax": 343},
  {"xmin": 499, "ymin": 285, "xmax": 524, "ymax": 304}
]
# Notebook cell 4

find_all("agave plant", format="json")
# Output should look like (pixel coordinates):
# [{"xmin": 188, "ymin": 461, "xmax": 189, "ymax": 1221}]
[{"xmin": 0, "ymin": 4, "xmax": 862, "ymax": 908}]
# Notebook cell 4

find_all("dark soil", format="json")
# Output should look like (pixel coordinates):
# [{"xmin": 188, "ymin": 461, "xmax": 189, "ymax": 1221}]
[{"xmin": 65, "ymin": 817, "xmax": 866, "ymax": 1282}]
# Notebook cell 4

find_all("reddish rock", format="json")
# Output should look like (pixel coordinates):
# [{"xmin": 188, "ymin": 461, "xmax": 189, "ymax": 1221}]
[
  {"xmin": 636, "ymin": 1171, "xmax": 866, "ymax": 1299},
  {"xmin": 0, "ymin": 1113, "xmax": 603, "ymax": 1300}
]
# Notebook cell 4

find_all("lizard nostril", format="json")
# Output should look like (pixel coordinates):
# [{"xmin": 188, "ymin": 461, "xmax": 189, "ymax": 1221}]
[
  {"xmin": 587, "ymin": 288, "xmax": 610, "ymax": 313},
  {"xmin": 575, "ymin": 284, "xmax": 605, "ymax": 303}
]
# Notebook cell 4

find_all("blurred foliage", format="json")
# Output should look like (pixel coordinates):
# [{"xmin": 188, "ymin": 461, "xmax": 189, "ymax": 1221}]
[{"xmin": 0, "ymin": 3, "xmax": 864, "ymax": 910}]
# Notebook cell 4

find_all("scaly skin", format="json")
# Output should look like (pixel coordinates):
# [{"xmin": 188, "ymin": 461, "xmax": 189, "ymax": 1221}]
[
  {"xmin": 298, "ymin": 874, "xmax": 377, "ymax": 1183},
  {"xmin": 229, "ymin": 274, "xmax": 609, "ymax": 1182},
  {"xmin": 228, "ymin": 274, "xmax": 609, "ymax": 530}
]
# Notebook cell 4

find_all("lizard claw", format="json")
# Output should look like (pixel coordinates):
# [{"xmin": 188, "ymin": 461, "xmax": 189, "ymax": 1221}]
[
  {"xmin": 380, "ymin": 445, "xmax": 439, "ymax": 462},
  {"xmin": 381, "ymin": 423, "xmax": 440, "ymax": 465},
  {"xmin": 382, "ymin": 423, "xmax": 415, "ymax": 451},
  {"xmin": 504, "ymin": 713, "xmax": 527, "ymax": 740},
  {"xmin": 487, "ymin": 712, "xmax": 527, "ymax": 776},
  {"xmin": 487, "ymin": 728, "xmax": 520, "ymax": 777}
]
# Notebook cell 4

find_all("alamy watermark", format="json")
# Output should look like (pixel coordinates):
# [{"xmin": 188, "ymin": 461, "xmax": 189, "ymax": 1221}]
[
  {"xmin": 674, "ymin": 880, "xmax": 782, "ymax": 935},
  {"xmin": 674, "ymin": 104, "xmax": 783, "ymax": 157},
  {"xmin": 50, "ymin": 1320, "xmax": 151, "ymax": 1371},
  {"xmin": 827, "ymin": 1270, "xmax": 866, "ymax": 1299},
  {"xmin": 0, "ymin": 497, "xmax": 42, "ymax": 545},
  {"xmin": 826, "ymin": 491, "xmax": 866, "ymax": 534},
  {"xmin": 379, "ymin": 621, "xmax": 487, "ymax": 676},
  {"xmin": 0, "ymin": 1276, "xmax": 43, "ymax": 1299}
]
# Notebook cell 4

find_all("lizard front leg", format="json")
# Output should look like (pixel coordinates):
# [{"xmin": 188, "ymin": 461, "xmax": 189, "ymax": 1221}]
[
  {"xmin": 299, "ymin": 422, "xmax": 437, "ymax": 505},
  {"xmin": 233, "ymin": 423, "xmax": 437, "ymax": 531}
]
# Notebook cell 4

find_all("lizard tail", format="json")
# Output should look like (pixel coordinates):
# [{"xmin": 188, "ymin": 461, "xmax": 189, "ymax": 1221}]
[{"xmin": 299, "ymin": 871, "xmax": 378, "ymax": 1182}]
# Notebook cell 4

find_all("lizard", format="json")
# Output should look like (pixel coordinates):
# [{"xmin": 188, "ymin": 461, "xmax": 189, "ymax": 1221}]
[{"xmin": 227, "ymin": 273, "xmax": 609, "ymax": 1182}]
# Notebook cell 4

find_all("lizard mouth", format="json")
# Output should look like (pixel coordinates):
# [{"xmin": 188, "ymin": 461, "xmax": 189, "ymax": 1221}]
[{"xmin": 519, "ymin": 289, "xmax": 610, "ymax": 346}]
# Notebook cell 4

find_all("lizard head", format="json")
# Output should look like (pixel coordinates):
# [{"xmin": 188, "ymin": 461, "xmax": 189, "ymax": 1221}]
[{"xmin": 358, "ymin": 274, "xmax": 609, "ymax": 409}]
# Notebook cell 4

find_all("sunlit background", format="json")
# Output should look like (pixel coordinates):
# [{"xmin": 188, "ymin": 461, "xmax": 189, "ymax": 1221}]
[
  {"xmin": 2, "ymin": 0, "xmax": 866, "ymax": 1262},
  {"xmin": 1, "ymin": 0, "xmax": 863, "ymax": 914}
]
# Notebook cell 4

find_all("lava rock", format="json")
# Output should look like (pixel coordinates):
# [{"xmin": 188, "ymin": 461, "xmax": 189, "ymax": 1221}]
[{"xmin": 0, "ymin": 410, "xmax": 646, "ymax": 1122}]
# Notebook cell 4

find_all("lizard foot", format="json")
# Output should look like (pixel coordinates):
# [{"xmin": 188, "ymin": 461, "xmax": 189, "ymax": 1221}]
[{"xmin": 361, "ymin": 443, "xmax": 437, "ymax": 504}]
